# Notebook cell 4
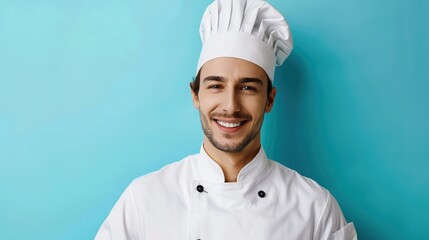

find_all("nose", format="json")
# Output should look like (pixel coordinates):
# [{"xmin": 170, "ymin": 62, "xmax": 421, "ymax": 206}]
[{"xmin": 222, "ymin": 88, "xmax": 241, "ymax": 113}]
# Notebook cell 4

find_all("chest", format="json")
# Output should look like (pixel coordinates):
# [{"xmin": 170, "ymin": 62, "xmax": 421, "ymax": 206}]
[{"xmin": 137, "ymin": 178, "xmax": 316, "ymax": 240}]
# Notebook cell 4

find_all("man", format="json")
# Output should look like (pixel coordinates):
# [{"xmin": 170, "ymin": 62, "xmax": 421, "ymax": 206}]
[{"xmin": 95, "ymin": 0, "xmax": 357, "ymax": 239}]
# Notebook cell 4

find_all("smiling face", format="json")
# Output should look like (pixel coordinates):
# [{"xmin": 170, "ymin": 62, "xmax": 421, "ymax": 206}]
[{"xmin": 192, "ymin": 57, "xmax": 276, "ymax": 153}]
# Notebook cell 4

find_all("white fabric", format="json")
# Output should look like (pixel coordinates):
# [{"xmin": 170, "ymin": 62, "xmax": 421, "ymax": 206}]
[
  {"xmin": 197, "ymin": 0, "xmax": 293, "ymax": 82},
  {"xmin": 95, "ymin": 146, "xmax": 357, "ymax": 240}
]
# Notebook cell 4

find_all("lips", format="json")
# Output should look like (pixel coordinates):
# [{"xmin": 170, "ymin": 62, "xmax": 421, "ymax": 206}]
[
  {"xmin": 216, "ymin": 120, "xmax": 242, "ymax": 128},
  {"xmin": 213, "ymin": 118, "xmax": 249, "ymax": 133},
  {"xmin": 210, "ymin": 112, "xmax": 250, "ymax": 132}
]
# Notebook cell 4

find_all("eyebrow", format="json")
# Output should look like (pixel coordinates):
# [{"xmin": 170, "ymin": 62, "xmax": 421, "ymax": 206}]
[
  {"xmin": 202, "ymin": 76, "xmax": 263, "ymax": 85},
  {"xmin": 239, "ymin": 77, "xmax": 263, "ymax": 85},
  {"xmin": 202, "ymin": 76, "xmax": 225, "ymax": 83}
]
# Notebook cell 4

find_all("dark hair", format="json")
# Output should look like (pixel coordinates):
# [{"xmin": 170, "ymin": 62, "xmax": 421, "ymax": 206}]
[{"xmin": 190, "ymin": 71, "xmax": 273, "ymax": 96}]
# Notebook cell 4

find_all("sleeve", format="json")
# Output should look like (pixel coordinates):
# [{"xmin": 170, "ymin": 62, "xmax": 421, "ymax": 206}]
[
  {"xmin": 94, "ymin": 181, "xmax": 143, "ymax": 240},
  {"xmin": 313, "ymin": 192, "xmax": 357, "ymax": 240}
]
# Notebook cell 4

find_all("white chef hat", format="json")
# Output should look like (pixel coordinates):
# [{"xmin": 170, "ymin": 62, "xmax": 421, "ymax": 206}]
[{"xmin": 197, "ymin": 0, "xmax": 293, "ymax": 82}]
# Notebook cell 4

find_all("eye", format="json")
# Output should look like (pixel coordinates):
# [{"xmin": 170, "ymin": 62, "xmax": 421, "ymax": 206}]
[
  {"xmin": 241, "ymin": 86, "xmax": 257, "ymax": 91},
  {"xmin": 208, "ymin": 84, "xmax": 222, "ymax": 89}
]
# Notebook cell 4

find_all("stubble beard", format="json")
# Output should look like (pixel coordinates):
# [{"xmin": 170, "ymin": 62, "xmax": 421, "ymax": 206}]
[{"xmin": 199, "ymin": 112, "xmax": 263, "ymax": 153}]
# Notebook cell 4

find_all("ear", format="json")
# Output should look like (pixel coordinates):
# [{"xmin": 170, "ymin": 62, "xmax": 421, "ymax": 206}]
[
  {"xmin": 190, "ymin": 85, "xmax": 200, "ymax": 109},
  {"xmin": 265, "ymin": 87, "xmax": 276, "ymax": 113}
]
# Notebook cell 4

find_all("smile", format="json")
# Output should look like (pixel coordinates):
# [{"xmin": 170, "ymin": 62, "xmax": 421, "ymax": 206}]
[{"xmin": 216, "ymin": 120, "xmax": 242, "ymax": 128}]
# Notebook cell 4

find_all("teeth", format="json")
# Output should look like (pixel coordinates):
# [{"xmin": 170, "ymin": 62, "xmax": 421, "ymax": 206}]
[{"xmin": 217, "ymin": 121, "xmax": 241, "ymax": 128}]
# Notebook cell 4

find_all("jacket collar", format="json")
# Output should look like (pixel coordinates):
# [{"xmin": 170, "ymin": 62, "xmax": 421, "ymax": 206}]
[{"xmin": 194, "ymin": 143, "xmax": 270, "ymax": 183}]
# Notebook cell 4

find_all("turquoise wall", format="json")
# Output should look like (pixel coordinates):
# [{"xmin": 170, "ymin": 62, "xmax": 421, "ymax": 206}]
[{"xmin": 0, "ymin": 0, "xmax": 427, "ymax": 239}]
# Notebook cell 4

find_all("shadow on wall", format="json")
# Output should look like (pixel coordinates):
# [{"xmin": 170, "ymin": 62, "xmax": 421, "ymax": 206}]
[{"xmin": 271, "ymin": 49, "xmax": 382, "ymax": 240}]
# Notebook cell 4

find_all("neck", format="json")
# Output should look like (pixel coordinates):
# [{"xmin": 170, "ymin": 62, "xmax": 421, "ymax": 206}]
[{"xmin": 203, "ymin": 137, "xmax": 261, "ymax": 182}]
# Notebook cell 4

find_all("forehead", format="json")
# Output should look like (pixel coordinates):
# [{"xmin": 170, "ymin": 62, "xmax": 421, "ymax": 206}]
[{"xmin": 200, "ymin": 57, "xmax": 268, "ymax": 83}]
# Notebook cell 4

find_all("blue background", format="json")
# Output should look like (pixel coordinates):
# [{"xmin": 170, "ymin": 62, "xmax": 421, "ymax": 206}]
[{"xmin": 0, "ymin": 0, "xmax": 428, "ymax": 239}]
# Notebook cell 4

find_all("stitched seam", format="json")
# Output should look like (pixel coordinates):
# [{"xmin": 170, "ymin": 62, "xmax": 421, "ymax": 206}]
[
  {"xmin": 313, "ymin": 191, "xmax": 330, "ymax": 239},
  {"xmin": 129, "ymin": 180, "xmax": 143, "ymax": 240}
]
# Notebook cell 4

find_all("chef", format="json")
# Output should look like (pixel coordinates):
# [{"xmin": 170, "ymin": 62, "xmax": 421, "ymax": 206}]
[{"xmin": 95, "ymin": 0, "xmax": 357, "ymax": 239}]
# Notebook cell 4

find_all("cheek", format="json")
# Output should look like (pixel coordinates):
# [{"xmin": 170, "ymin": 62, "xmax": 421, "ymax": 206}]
[
  {"xmin": 198, "ymin": 95, "xmax": 219, "ymax": 111},
  {"xmin": 244, "ymin": 99, "xmax": 267, "ymax": 115}
]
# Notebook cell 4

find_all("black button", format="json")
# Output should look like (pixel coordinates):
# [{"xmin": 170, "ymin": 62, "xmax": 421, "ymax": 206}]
[
  {"xmin": 196, "ymin": 185, "xmax": 204, "ymax": 193},
  {"xmin": 258, "ymin": 190, "xmax": 266, "ymax": 198}
]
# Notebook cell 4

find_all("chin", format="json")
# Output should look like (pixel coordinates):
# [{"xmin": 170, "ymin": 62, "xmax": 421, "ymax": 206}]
[{"xmin": 209, "ymin": 135, "xmax": 253, "ymax": 153}]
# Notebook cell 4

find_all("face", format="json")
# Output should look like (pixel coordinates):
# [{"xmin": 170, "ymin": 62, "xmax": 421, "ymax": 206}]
[{"xmin": 192, "ymin": 57, "xmax": 276, "ymax": 153}]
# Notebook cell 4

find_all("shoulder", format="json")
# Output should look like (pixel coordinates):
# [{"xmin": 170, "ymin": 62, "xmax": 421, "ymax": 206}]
[
  {"xmin": 268, "ymin": 160, "xmax": 349, "ymax": 237},
  {"xmin": 267, "ymin": 160, "xmax": 331, "ymax": 213},
  {"xmin": 270, "ymin": 160, "xmax": 329, "ymax": 198},
  {"xmin": 128, "ymin": 154, "xmax": 197, "ymax": 195}
]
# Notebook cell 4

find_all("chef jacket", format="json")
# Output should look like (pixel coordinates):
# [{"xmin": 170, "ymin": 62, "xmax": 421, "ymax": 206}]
[{"xmin": 95, "ymin": 146, "xmax": 357, "ymax": 240}]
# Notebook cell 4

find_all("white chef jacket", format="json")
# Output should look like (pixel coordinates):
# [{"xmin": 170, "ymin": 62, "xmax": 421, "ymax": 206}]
[{"xmin": 95, "ymin": 146, "xmax": 357, "ymax": 240}]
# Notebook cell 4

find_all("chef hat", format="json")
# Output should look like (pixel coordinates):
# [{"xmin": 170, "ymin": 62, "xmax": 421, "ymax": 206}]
[{"xmin": 197, "ymin": 0, "xmax": 293, "ymax": 82}]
